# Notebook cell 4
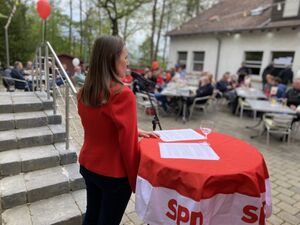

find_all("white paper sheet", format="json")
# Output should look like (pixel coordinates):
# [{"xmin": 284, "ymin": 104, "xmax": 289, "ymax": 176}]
[
  {"xmin": 154, "ymin": 129, "xmax": 205, "ymax": 142},
  {"xmin": 159, "ymin": 142, "xmax": 220, "ymax": 160}
]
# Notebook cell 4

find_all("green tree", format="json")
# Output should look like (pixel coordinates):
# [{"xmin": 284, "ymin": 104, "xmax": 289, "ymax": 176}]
[{"xmin": 96, "ymin": 0, "xmax": 151, "ymax": 36}]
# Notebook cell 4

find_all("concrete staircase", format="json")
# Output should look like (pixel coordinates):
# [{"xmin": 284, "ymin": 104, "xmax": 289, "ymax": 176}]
[{"xmin": 0, "ymin": 91, "xmax": 86, "ymax": 225}]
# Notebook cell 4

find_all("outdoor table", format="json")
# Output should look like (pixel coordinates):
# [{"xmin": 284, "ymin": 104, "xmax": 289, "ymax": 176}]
[
  {"xmin": 161, "ymin": 87, "xmax": 196, "ymax": 123},
  {"xmin": 236, "ymin": 87, "xmax": 267, "ymax": 99},
  {"xmin": 136, "ymin": 131, "xmax": 272, "ymax": 225},
  {"xmin": 246, "ymin": 99, "xmax": 296, "ymax": 119}
]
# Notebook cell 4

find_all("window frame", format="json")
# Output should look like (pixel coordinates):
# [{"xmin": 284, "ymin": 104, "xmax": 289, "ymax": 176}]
[
  {"xmin": 192, "ymin": 51, "xmax": 205, "ymax": 71},
  {"xmin": 244, "ymin": 51, "xmax": 264, "ymax": 76}
]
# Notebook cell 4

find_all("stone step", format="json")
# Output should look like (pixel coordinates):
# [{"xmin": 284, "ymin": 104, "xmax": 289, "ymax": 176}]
[
  {"xmin": 1, "ymin": 189, "xmax": 86, "ymax": 225},
  {"xmin": 0, "ymin": 144, "xmax": 78, "ymax": 177},
  {"xmin": 0, "ymin": 111, "xmax": 62, "ymax": 131},
  {"xmin": 0, "ymin": 125, "xmax": 66, "ymax": 152},
  {"xmin": 0, "ymin": 91, "xmax": 53, "ymax": 114},
  {"xmin": 0, "ymin": 164, "xmax": 85, "ymax": 210}
]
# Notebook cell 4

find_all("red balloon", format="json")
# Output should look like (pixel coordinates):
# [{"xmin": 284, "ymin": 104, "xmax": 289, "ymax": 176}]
[{"xmin": 36, "ymin": 0, "xmax": 51, "ymax": 20}]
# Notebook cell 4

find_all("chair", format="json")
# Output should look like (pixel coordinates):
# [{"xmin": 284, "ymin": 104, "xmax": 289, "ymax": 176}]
[
  {"xmin": 263, "ymin": 113, "xmax": 295, "ymax": 145},
  {"xmin": 235, "ymin": 98, "xmax": 252, "ymax": 118},
  {"xmin": 189, "ymin": 96, "xmax": 211, "ymax": 120},
  {"xmin": 135, "ymin": 92, "xmax": 159, "ymax": 116}
]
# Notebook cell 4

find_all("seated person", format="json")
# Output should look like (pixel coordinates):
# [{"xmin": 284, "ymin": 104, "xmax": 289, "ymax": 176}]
[
  {"xmin": 2, "ymin": 66, "xmax": 14, "ymax": 89},
  {"xmin": 263, "ymin": 74, "xmax": 275, "ymax": 97},
  {"xmin": 270, "ymin": 77, "xmax": 286, "ymax": 99},
  {"xmin": 187, "ymin": 75, "xmax": 214, "ymax": 107},
  {"xmin": 11, "ymin": 61, "xmax": 32, "ymax": 91},
  {"xmin": 73, "ymin": 66, "xmax": 85, "ymax": 86},
  {"xmin": 284, "ymin": 78, "xmax": 300, "ymax": 124},
  {"xmin": 285, "ymin": 78, "xmax": 300, "ymax": 109},
  {"xmin": 237, "ymin": 73, "xmax": 251, "ymax": 88},
  {"xmin": 216, "ymin": 72, "xmax": 231, "ymax": 93},
  {"xmin": 23, "ymin": 61, "xmax": 33, "ymax": 75}
]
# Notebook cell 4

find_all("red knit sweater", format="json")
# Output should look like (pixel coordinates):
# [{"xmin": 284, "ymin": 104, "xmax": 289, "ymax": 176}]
[{"xmin": 78, "ymin": 85, "xmax": 140, "ymax": 191}]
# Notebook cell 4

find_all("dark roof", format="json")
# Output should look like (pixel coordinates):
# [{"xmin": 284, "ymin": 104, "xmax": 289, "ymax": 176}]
[{"xmin": 167, "ymin": 0, "xmax": 300, "ymax": 36}]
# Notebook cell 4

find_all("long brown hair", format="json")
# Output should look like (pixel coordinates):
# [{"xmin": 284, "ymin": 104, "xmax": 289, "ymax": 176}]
[{"xmin": 79, "ymin": 35, "xmax": 124, "ymax": 107}]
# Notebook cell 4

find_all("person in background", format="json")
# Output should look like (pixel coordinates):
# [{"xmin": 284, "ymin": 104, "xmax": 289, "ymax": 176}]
[
  {"xmin": 279, "ymin": 65, "xmax": 294, "ymax": 86},
  {"xmin": 24, "ymin": 61, "xmax": 33, "ymax": 75},
  {"xmin": 187, "ymin": 74, "xmax": 214, "ymax": 109},
  {"xmin": 263, "ymin": 74, "xmax": 275, "ymax": 97},
  {"xmin": 261, "ymin": 63, "xmax": 274, "ymax": 90},
  {"xmin": 270, "ymin": 77, "xmax": 286, "ymax": 99},
  {"xmin": 121, "ymin": 68, "xmax": 133, "ymax": 85},
  {"xmin": 73, "ymin": 65, "xmax": 86, "ymax": 86},
  {"xmin": 284, "ymin": 78, "xmax": 300, "ymax": 125},
  {"xmin": 77, "ymin": 35, "xmax": 157, "ymax": 225},
  {"xmin": 62, "ymin": 63, "xmax": 72, "ymax": 78},
  {"xmin": 216, "ymin": 72, "xmax": 231, "ymax": 93},
  {"xmin": 228, "ymin": 74, "xmax": 238, "ymax": 89},
  {"xmin": 237, "ymin": 61, "xmax": 252, "ymax": 76},
  {"xmin": 11, "ymin": 61, "xmax": 32, "ymax": 91},
  {"xmin": 172, "ymin": 64, "xmax": 181, "ymax": 81},
  {"xmin": 284, "ymin": 78, "xmax": 300, "ymax": 109},
  {"xmin": 237, "ymin": 73, "xmax": 251, "ymax": 88},
  {"xmin": 180, "ymin": 64, "xmax": 187, "ymax": 80}
]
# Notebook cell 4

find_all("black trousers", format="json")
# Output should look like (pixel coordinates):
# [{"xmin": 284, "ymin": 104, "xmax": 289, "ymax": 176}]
[{"xmin": 80, "ymin": 166, "xmax": 132, "ymax": 225}]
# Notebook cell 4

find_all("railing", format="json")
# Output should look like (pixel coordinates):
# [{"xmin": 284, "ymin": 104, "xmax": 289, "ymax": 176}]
[{"xmin": 33, "ymin": 42, "xmax": 78, "ymax": 150}]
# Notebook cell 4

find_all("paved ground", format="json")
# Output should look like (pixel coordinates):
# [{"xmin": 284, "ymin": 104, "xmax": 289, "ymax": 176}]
[
  {"xmin": 56, "ymin": 89, "xmax": 300, "ymax": 225},
  {"xmin": 1, "ymin": 84, "xmax": 299, "ymax": 224}
]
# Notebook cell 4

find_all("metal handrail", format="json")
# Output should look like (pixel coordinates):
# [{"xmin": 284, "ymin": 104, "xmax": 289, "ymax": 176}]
[
  {"xmin": 33, "ymin": 41, "xmax": 79, "ymax": 150},
  {"xmin": 46, "ymin": 41, "xmax": 77, "ymax": 95},
  {"xmin": 1, "ymin": 76, "xmax": 31, "ymax": 91}
]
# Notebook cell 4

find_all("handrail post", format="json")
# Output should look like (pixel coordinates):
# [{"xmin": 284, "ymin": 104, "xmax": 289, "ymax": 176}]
[
  {"xmin": 52, "ymin": 56, "xmax": 57, "ymax": 115},
  {"xmin": 65, "ymin": 84, "xmax": 70, "ymax": 150},
  {"xmin": 32, "ymin": 58, "xmax": 35, "ymax": 92},
  {"xmin": 45, "ymin": 45, "xmax": 50, "ymax": 99},
  {"xmin": 39, "ymin": 47, "xmax": 42, "ymax": 91}
]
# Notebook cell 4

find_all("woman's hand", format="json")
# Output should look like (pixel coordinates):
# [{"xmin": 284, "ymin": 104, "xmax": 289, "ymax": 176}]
[{"xmin": 138, "ymin": 128, "xmax": 160, "ymax": 138}]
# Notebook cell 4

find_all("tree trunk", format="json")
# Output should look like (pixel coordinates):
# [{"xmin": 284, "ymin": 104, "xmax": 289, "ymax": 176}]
[
  {"xmin": 79, "ymin": 0, "xmax": 83, "ymax": 59},
  {"xmin": 111, "ymin": 18, "xmax": 119, "ymax": 36},
  {"xmin": 150, "ymin": 0, "xmax": 158, "ymax": 63},
  {"xmin": 123, "ymin": 16, "xmax": 129, "ymax": 42},
  {"xmin": 69, "ymin": 0, "xmax": 72, "ymax": 54},
  {"xmin": 154, "ymin": 0, "xmax": 166, "ymax": 61},
  {"xmin": 163, "ymin": 1, "xmax": 172, "ymax": 66}
]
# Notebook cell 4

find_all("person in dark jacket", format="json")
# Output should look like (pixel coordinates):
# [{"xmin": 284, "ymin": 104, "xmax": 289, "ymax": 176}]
[
  {"xmin": 10, "ymin": 61, "xmax": 32, "ymax": 91},
  {"xmin": 279, "ymin": 65, "xmax": 294, "ymax": 86},
  {"xmin": 237, "ymin": 61, "xmax": 252, "ymax": 76},
  {"xmin": 285, "ymin": 78, "xmax": 300, "ymax": 109},
  {"xmin": 216, "ymin": 72, "xmax": 231, "ymax": 93},
  {"xmin": 187, "ymin": 75, "xmax": 214, "ymax": 107}
]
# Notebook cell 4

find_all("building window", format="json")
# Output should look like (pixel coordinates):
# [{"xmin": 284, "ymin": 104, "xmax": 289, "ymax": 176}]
[
  {"xmin": 283, "ymin": 0, "xmax": 300, "ymax": 18},
  {"xmin": 244, "ymin": 51, "xmax": 263, "ymax": 76},
  {"xmin": 193, "ymin": 51, "xmax": 205, "ymax": 71},
  {"xmin": 271, "ymin": 51, "xmax": 295, "ymax": 76},
  {"xmin": 177, "ymin": 51, "xmax": 187, "ymax": 66}
]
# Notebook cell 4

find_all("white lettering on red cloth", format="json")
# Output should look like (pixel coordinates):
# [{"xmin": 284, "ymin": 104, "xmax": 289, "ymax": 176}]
[{"xmin": 136, "ymin": 176, "xmax": 272, "ymax": 225}]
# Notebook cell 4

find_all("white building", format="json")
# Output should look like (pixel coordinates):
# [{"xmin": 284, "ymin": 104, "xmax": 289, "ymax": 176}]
[{"xmin": 167, "ymin": 0, "xmax": 300, "ymax": 82}]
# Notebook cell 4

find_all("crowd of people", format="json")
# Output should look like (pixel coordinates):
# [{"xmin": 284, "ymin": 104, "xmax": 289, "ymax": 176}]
[
  {"xmin": 0, "ymin": 59, "xmax": 90, "ymax": 91},
  {"xmin": 125, "ymin": 61, "xmax": 300, "ymax": 121}
]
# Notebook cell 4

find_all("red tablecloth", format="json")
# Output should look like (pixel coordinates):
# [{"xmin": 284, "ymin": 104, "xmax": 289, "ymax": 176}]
[{"xmin": 136, "ymin": 131, "xmax": 272, "ymax": 225}]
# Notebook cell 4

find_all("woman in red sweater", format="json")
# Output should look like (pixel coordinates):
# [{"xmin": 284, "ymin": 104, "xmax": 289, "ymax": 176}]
[{"xmin": 78, "ymin": 35, "xmax": 157, "ymax": 225}]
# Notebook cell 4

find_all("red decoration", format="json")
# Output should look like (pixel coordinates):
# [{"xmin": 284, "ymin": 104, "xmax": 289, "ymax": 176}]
[{"xmin": 36, "ymin": 0, "xmax": 51, "ymax": 20}]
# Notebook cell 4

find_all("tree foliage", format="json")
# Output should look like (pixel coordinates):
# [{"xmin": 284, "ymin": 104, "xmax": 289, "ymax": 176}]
[{"xmin": 0, "ymin": 0, "xmax": 217, "ymax": 68}]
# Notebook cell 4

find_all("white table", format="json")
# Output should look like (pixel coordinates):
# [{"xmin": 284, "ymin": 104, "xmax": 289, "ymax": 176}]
[
  {"xmin": 246, "ymin": 99, "xmax": 296, "ymax": 119},
  {"xmin": 236, "ymin": 87, "xmax": 267, "ymax": 99},
  {"xmin": 160, "ymin": 87, "xmax": 197, "ymax": 123}
]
